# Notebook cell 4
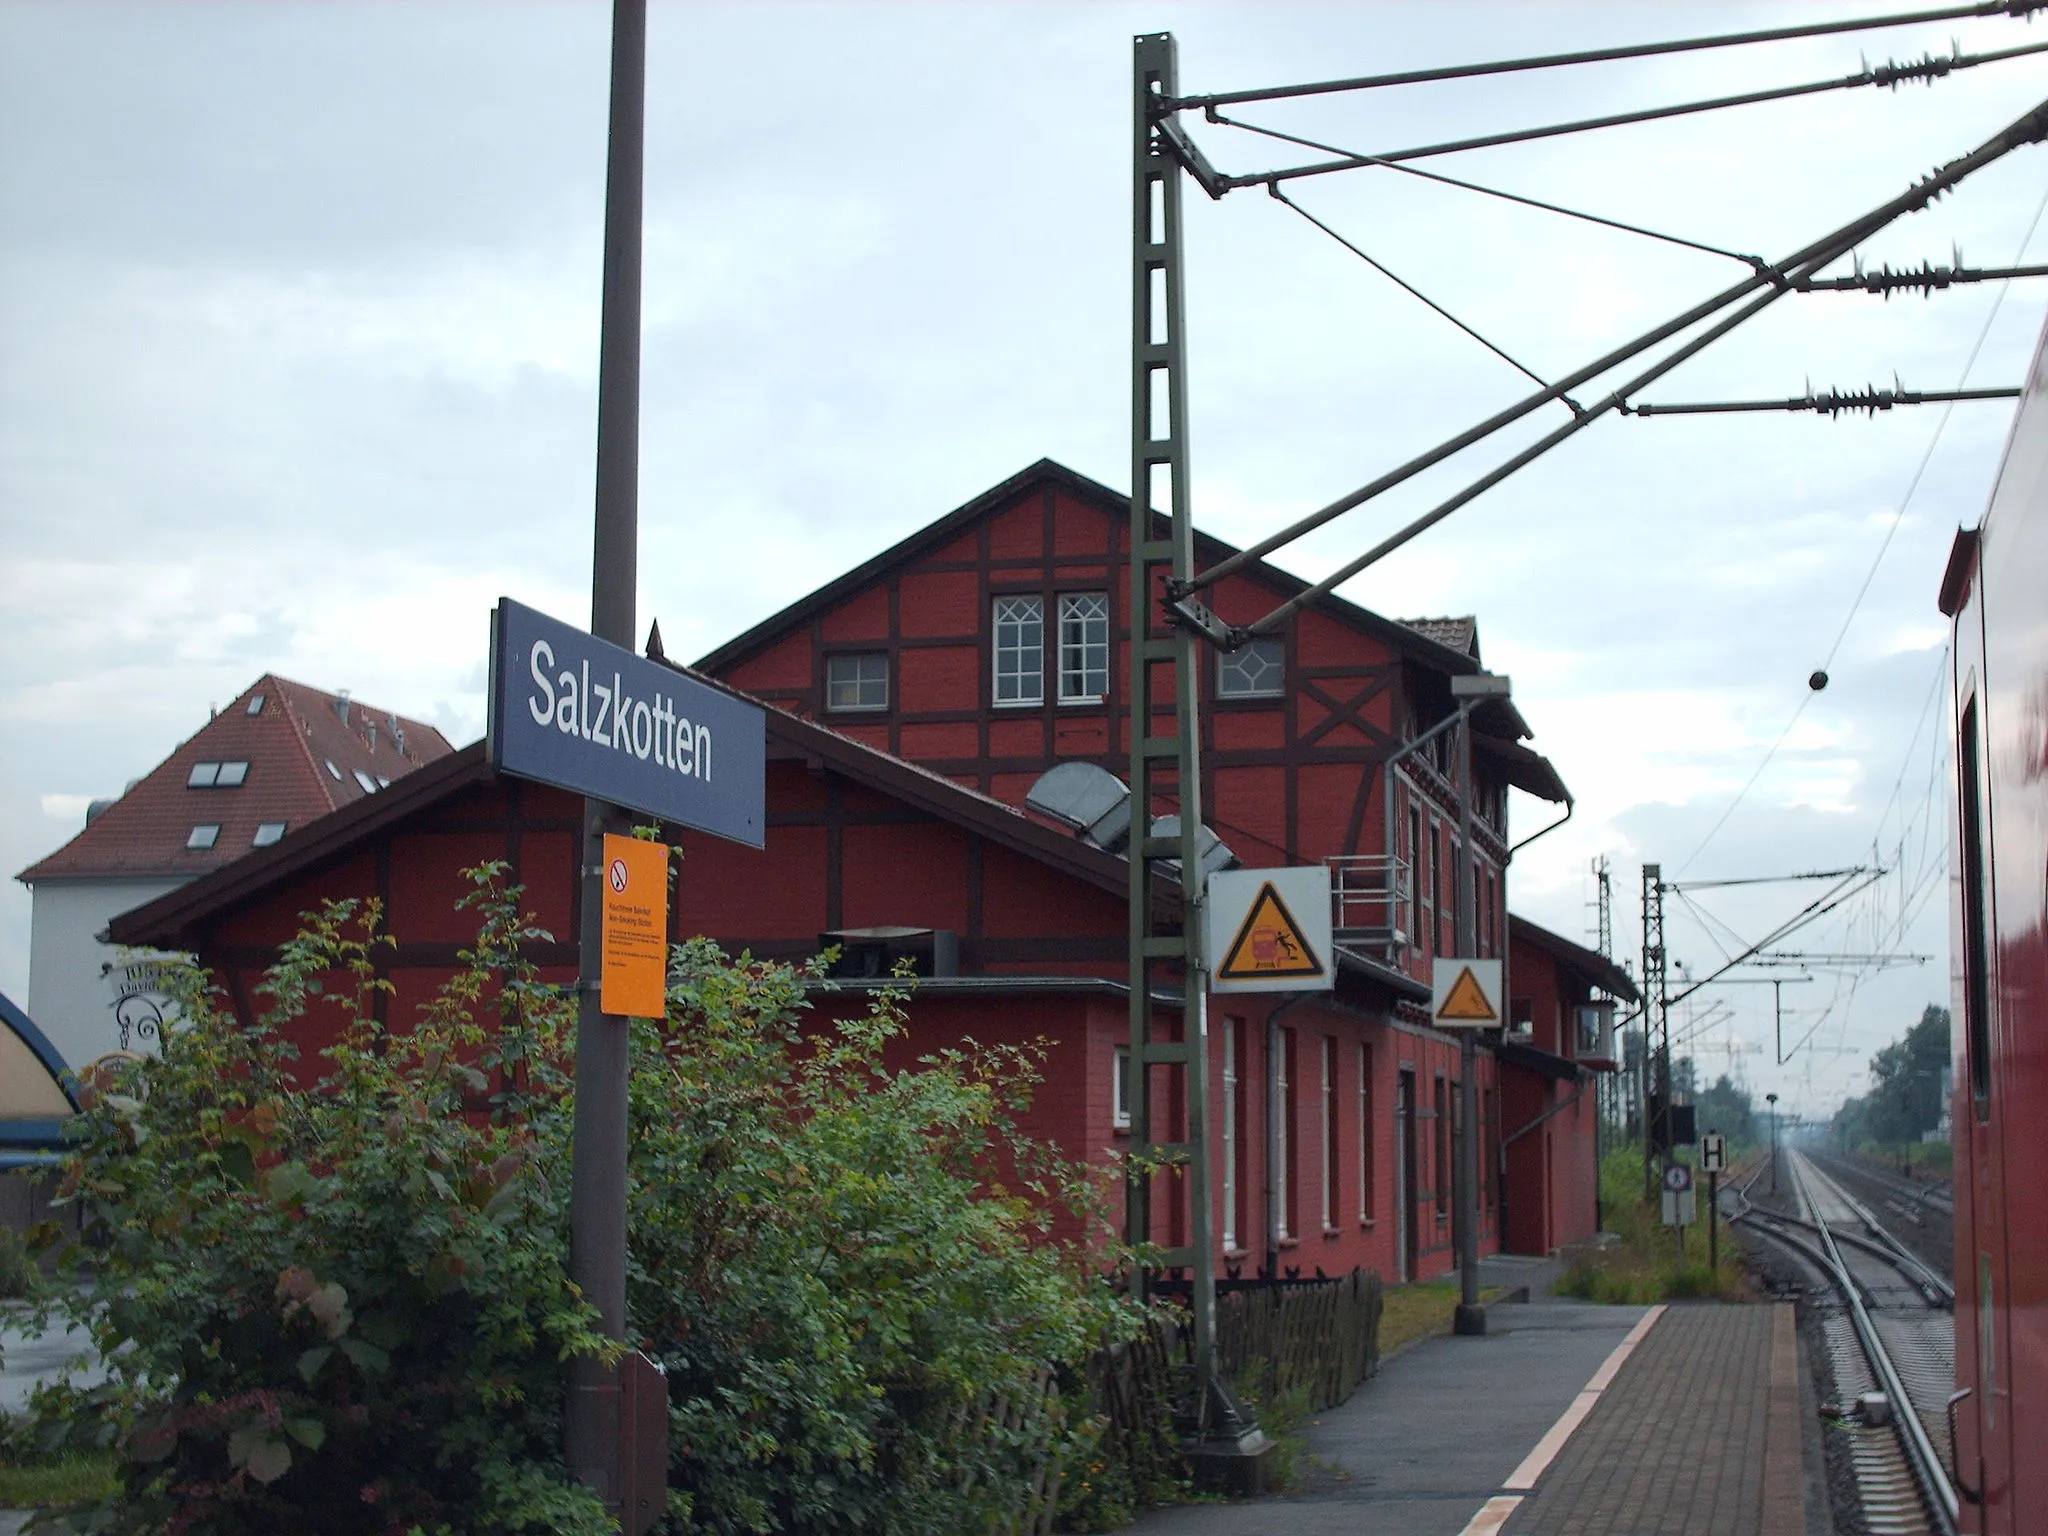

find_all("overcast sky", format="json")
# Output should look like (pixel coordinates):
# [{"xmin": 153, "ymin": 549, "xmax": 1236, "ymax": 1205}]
[{"xmin": 7, "ymin": 0, "xmax": 2045, "ymax": 1116}]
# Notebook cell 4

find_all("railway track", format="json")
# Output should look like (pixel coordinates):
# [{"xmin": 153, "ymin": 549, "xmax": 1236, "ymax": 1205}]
[{"xmin": 1732, "ymin": 1149, "xmax": 1958, "ymax": 1536}]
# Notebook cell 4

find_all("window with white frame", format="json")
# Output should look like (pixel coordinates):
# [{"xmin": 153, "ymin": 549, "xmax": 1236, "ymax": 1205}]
[
  {"xmin": 1222, "ymin": 1023, "xmax": 1238, "ymax": 1250},
  {"xmin": 186, "ymin": 824, "xmax": 220, "ymax": 850},
  {"xmin": 1113, "ymin": 1044, "xmax": 1132, "ymax": 1129},
  {"xmin": 1321, "ymin": 1037, "xmax": 1337, "ymax": 1230},
  {"xmin": 1276, "ymin": 1028, "xmax": 1295, "ymax": 1239},
  {"xmin": 825, "ymin": 652, "xmax": 888, "ymax": 712},
  {"xmin": 1217, "ymin": 636, "xmax": 1285, "ymax": 698},
  {"xmin": 1057, "ymin": 592, "xmax": 1109, "ymax": 703},
  {"xmin": 1358, "ymin": 1042, "xmax": 1374, "ymax": 1222},
  {"xmin": 992, "ymin": 595, "xmax": 1044, "ymax": 705}
]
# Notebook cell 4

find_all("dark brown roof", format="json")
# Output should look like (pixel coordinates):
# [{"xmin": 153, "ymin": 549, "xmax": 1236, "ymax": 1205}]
[
  {"xmin": 19, "ymin": 675, "xmax": 452, "ymax": 884},
  {"xmin": 692, "ymin": 459, "xmax": 1491, "ymax": 681},
  {"xmin": 108, "ymin": 669, "xmax": 1164, "ymax": 952},
  {"xmin": 1509, "ymin": 914, "xmax": 1639, "ymax": 1002}
]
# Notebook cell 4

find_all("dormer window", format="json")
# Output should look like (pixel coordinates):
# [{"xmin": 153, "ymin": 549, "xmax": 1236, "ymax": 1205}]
[{"xmin": 1217, "ymin": 637, "xmax": 1285, "ymax": 699}]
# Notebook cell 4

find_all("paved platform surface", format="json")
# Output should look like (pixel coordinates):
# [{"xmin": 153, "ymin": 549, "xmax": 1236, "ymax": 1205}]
[
  {"xmin": 1501, "ymin": 1303, "xmax": 1803, "ymax": 1536},
  {"xmin": 1130, "ymin": 1295, "xmax": 1803, "ymax": 1536}
]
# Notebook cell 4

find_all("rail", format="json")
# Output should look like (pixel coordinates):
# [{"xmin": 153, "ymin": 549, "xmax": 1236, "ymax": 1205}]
[{"xmin": 1788, "ymin": 1152, "xmax": 1959, "ymax": 1535}]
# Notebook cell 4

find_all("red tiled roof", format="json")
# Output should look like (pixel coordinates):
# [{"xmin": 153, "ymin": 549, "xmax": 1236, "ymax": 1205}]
[{"xmin": 17, "ymin": 675, "xmax": 452, "ymax": 884}]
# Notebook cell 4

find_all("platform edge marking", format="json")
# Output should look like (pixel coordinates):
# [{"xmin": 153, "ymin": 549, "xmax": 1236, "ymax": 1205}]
[
  {"xmin": 1501, "ymin": 1304, "xmax": 1667, "ymax": 1490},
  {"xmin": 1455, "ymin": 1494, "xmax": 1524, "ymax": 1536}
]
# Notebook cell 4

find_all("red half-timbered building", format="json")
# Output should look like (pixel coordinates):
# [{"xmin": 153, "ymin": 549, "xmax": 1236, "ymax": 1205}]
[{"xmin": 112, "ymin": 458, "xmax": 1615, "ymax": 1284}]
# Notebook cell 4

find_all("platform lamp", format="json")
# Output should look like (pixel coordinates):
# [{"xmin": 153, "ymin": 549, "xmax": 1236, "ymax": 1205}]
[
  {"xmin": 1766, "ymin": 1092, "xmax": 1780, "ymax": 1195},
  {"xmin": 1449, "ymin": 668, "xmax": 1511, "ymax": 1338}
]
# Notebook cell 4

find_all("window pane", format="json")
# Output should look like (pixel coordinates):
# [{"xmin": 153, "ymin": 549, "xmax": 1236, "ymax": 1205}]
[
  {"xmin": 252, "ymin": 821, "xmax": 287, "ymax": 847},
  {"xmin": 993, "ymin": 595, "xmax": 1044, "ymax": 704},
  {"xmin": 1218, "ymin": 637, "xmax": 1285, "ymax": 697},
  {"xmin": 1057, "ymin": 592, "xmax": 1109, "ymax": 702},
  {"xmin": 825, "ymin": 652, "xmax": 888, "ymax": 712},
  {"xmin": 186, "ymin": 824, "xmax": 220, "ymax": 850},
  {"xmin": 187, "ymin": 762, "xmax": 219, "ymax": 788},
  {"xmin": 216, "ymin": 761, "xmax": 249, "ymax": 787}
]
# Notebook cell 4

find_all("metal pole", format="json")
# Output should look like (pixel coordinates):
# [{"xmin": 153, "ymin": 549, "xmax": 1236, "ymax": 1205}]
[
  {"xmin": 566, "ymin": 0, "xmax": 645, "ymax": 1509},
  {"xmin": 1127, "ymin": 31, "xmax": 1239, "ymax": 1440},
  {"xmin": 1767, "ymin": 1093, "xmax": 1780, "ymax": 1195},
  {"xmin": 1708, "ymin": 1169, "xmax": 1719, "ymax": 1272},
  {"xmin": 1453, "ymin": 700, "xmax": 1485, "ymax": 1336},
  {"xmin": 1639, "ymin": 865, "xmax": 1666, "ymax": 1201}
]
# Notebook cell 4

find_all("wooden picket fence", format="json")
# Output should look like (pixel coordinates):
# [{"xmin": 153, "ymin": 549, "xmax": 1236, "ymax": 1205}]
[
  {"xmin": 1215, "ymin": 1267, "xmax": 1384, "ymax": 1415},
  {"xmin": 969, "ymin": 1267, "xmax": 1385, "ymax": 1531}
]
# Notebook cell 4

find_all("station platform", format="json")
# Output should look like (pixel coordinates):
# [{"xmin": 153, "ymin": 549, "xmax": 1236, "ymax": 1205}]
[{"xmin": 1130, "ymin": 1277, "xmax": 1808, "ymax": 1536}]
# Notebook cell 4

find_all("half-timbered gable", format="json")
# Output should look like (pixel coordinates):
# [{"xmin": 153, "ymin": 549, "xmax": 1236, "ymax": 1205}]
[{"xmin": 695, "ymin": 459, "xmax": 1569, "ymax": 990}]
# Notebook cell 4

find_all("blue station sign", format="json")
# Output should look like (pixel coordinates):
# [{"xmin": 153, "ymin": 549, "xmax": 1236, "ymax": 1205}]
[{"xmin": 487, "ymin": 597, "xmax": 765, "ymax": 847}]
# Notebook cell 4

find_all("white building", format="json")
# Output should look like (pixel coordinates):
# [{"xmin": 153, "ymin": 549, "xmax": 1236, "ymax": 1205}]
[{"xmin": 17, "ymin": 676, "xmax": 450, "ymax": 1073}]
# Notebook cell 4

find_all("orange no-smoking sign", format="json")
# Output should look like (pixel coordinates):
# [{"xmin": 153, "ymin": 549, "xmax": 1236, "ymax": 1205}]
[{"xmin": 600, "ymin": 834, "xmax": 670, "ymax": 1018}]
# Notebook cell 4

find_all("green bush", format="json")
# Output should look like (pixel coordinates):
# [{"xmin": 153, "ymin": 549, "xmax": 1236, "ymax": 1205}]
[
  {"xmin": 27, "ymin": 877, "xmax": 614, "ymax": 1535},
  {"xmin": 25, "ymin": 866, "xmax": 1134, "ymax": 1534},
  {"xmin": 0, "ymin": 1222, "xmax": 40, "ymax": 1300},
  {"xmin": 1554, "ymin": 1146, "xmax": 1744, "ymax": 1305}
]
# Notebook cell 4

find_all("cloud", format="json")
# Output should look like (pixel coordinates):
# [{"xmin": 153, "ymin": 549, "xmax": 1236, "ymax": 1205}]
[{"xmin": 4, "ymin": 0, "xmax": 2036, "ymax": 1109}]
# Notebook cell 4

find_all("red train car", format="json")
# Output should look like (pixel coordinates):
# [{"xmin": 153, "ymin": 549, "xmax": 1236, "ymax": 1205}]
[{"xmin": 1939, "ymin": 320, "xmax": 2048, "ymax": 1533}]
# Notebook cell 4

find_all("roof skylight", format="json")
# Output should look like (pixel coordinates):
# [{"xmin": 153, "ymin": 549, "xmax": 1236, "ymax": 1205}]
[
  {"xmin": 186, "ymin": 824, "xmax": 220, "ymax": 850},
  {"xmin": 247, "ymin": 694, "xmax": 266, "ymax": 715},
  {"xmin": 216, "ymin": 761, "xmax": 248, "ymax": 786},
  {"xmin": 352, "ymin": 769, "xmax": 378, "ymax": 793},
  {"xmin": 188, "ymin": 762, "xmax": 220, "ymax": 788},
  {"xmin": 252, "ymin": 822, "xmax": 287, "ymax": 847},
  {"xmin": 325, "ymin": 760, "xmax": 342, "ymax": 781}
]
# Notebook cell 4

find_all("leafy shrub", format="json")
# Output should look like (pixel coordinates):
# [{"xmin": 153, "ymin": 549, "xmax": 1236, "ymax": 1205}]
[
  {"xmin": 27, "ymin": 877, "xmax": 614, "ymax": 1535},
  {"xmin": 0, "ymin": 1222, "xmax": 40, "ymax": 1300},
  {"xmin": 26, "ymin": 867, "xmax": 1136, "ymax": 1534},
  {"xmin": 626, "ymin": 939, "xmax": 1128, "ymax": 1534}
]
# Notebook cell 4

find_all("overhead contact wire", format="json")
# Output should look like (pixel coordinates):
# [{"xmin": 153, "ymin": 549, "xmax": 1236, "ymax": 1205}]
[
  {"xmin": 1170, "ymin": 1, "xmax": 2047, "ymax": 110},
  {"xmin": 1219, "ymin": 39, "xmax": 2048, "ymax": 188},
  {"xmin": 1209, "ymin": 110, "xmax": 1761, "ymax": 266},
  {"xmin": 1266, "ymin": 185, "xmax": 1567, "ymax": 398}
]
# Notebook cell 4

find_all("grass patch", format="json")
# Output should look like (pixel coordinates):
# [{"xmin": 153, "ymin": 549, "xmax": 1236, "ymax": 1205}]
[
  {"xmin": 1375, "ymin": 1280, "xmax": 1507, "ymax": 1356},
  {"xmin": 1555, "ymin": 1148, "xmax": 1745, "ymax": 1305},
  {"xmin": 0, "ymin": 1455, "xmax": 118, "ymax": 1507}
]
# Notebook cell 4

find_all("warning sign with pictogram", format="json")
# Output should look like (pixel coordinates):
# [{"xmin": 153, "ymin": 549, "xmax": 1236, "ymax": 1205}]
[
  {"xmin": 1430, "ymin": 958, "xmax": 1502, "ymax": 1029},
  {"xmin": 1207, "ymin": 866, "xmax": 1334, "ymax": 994},
  {"xmin": 600, "ymin": 833, "xmax": 670, "ymax": 1019}
]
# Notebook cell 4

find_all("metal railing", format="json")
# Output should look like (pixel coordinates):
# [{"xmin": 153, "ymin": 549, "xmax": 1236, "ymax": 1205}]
[{"xmin": 1327, "ymin": 855, "xmax": 1410, "ymax": 961}]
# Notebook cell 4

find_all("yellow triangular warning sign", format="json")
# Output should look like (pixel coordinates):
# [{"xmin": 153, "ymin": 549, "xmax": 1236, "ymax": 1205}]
[
  {"xmin": 1217, "ymin": 882, "xmax": 1325, "ymax": 982},
  {"xmin": 1438, "ymin": 965, "xmax": 1497, "ymax": 1022}
]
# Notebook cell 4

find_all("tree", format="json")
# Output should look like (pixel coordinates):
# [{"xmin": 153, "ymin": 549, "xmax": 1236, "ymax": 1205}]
[{"xmin": 1836, "ymin": 1004, "xmax": 1949, "ymax": 1148}]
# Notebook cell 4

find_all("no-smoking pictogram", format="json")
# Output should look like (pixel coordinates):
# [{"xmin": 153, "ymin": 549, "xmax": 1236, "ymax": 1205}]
[{"xmin": 609, "ymin": 858, "xmax": 629, "ymax": 893}]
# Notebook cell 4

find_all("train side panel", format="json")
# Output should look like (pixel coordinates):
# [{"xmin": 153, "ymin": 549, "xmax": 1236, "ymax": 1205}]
[{"xmin": 1950, "ymin": 323, "xmax": 2048, "ymax": 1534}]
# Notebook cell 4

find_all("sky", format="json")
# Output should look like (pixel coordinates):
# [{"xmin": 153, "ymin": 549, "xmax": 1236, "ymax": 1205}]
[{"xmin": 7, "ymin": 0, "xmax": 2046, "ymax": 1118}]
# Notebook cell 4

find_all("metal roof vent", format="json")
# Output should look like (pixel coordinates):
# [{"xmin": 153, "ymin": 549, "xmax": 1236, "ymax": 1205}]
[
  {"xmin": 1147, "ymin": 814, "xmax": 1237, "ymax": 876},
  {"xmin": 1025, "ymin": 761, "xmax": 1132, "ymax": 850},
  {"xmin": 84, "ymin": 798, "xmax": 116, "ymax": 826},
  {"xmin": 335, "ymin": 689, "xmax": 351, "ymax": 725}
]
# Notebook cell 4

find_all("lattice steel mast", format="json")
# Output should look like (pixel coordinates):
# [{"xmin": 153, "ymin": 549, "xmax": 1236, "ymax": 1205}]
[{"xmin": 1126, "ymin": 32, "xmax": 1252, "ymax": 1450}]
